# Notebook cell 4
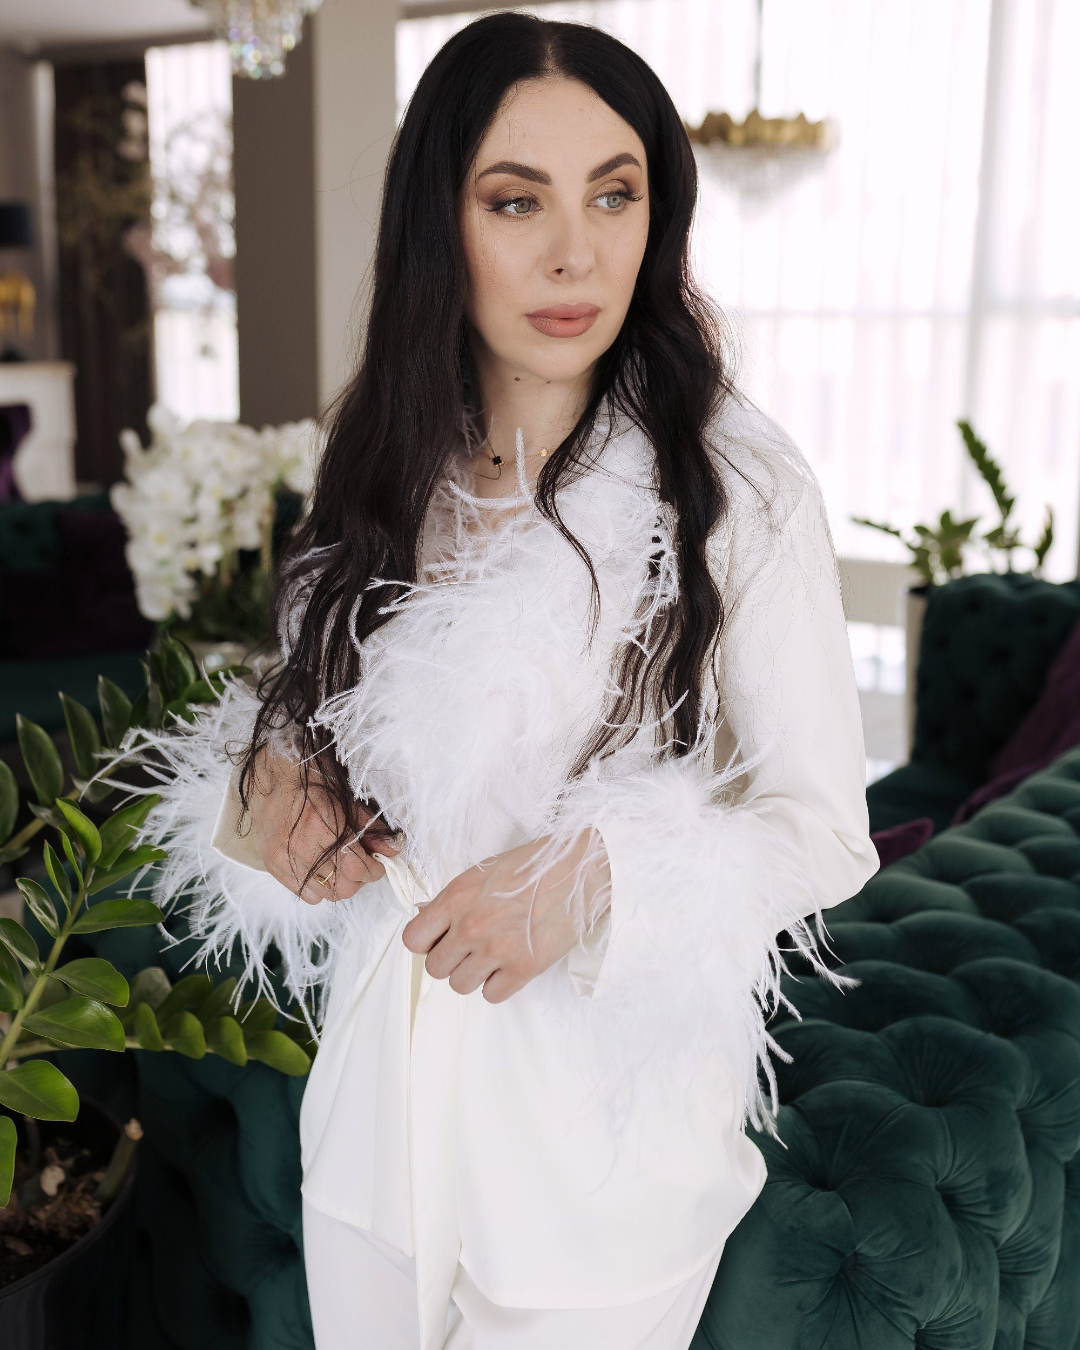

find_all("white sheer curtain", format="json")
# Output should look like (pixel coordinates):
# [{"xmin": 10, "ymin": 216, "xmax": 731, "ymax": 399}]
[
  {"xmin": 398, "ymin": 0, "xmax": 1080, "ymax": 579},
  {"xmin": 145, "ymin": 41, "xmax": 239, "ymax": 423}
]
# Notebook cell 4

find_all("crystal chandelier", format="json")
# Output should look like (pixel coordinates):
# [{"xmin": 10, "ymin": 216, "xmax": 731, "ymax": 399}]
[{"xmin": 192, "ymin": 0, "xmax": 323, "ymax": 79}]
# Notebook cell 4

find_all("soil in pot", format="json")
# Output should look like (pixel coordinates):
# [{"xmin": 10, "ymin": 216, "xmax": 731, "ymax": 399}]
[{"xmin": 0, "ymin": 1106, "xmax": 135, "ymax": 1289}]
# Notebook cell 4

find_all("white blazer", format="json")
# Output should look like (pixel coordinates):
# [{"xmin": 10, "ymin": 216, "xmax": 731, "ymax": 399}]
[{"xmin": 141, "ymin": 398, "xmax": 877, "ymax": 1350}]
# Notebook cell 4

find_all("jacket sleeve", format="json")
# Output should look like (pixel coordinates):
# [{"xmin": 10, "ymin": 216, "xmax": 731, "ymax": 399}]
[
  {"xmin": 553, "ymin": 475, "xmax": 878, "ymax": 1127},
  {"xmin": 129, "ymin": 679, "xmax": 343, "ymax": 1016}
]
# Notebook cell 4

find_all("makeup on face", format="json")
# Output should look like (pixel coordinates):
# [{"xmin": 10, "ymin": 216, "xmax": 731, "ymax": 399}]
[{"xmin": 525, "ymin": 303, "xmax": 601, "ymax": 338}]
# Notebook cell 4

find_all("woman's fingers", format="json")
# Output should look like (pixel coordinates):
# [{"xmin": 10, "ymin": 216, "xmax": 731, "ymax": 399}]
[
  {"xmin": 402, "ymin": 893, "xmax": 454, "ymax": 955},
  {"xmin": 446, "ymin": 952, "xmax": 497, "ymax": 996}
]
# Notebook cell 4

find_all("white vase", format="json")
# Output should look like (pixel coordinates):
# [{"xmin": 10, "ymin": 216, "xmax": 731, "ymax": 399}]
[{"xmin": 185, "ymin": 639, "xmax": 252, "ymax": 675}]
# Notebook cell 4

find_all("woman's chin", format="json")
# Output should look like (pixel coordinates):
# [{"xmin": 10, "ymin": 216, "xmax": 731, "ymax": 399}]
[{"xmin": 495, "ymin": 339, "xmax": 608, "ymax": 386}]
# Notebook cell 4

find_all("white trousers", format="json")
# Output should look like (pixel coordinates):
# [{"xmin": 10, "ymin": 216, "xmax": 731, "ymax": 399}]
[{"xmin": 303, "ymin": 1201, "xmax": 722, "ymax": 1350}]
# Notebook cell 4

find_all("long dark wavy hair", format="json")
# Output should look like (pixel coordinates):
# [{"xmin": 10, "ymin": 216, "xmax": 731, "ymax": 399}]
[{"xmin": 241, "ymin": 11, "xmax": 736, "ymax": 875}]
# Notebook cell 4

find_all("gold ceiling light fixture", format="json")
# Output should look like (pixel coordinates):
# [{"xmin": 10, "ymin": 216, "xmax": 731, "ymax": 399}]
[
  {"xmin": 685, "ymin": 0, "xmax": 838, "ymax": 204},
  {"xmin": 190, "ymin": 0, "xmax": 323, "ymax": 79}
]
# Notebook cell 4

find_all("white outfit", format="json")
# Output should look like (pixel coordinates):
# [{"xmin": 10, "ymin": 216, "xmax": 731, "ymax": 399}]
[
  {"xmin": 302, "ymin": 1201, "xmax": 724, "ymax": 1349},
  {"xmin": 136, "ymin": 399, "xmax": 877, "ymax": 1349}
]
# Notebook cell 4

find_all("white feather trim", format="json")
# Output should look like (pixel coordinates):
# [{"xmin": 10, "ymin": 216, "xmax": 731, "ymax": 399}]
[
  {"xmin": 537, "ymin": 749, "xmax": 849, "ymax": 1134},
  {"xmin": 121, "ymin": 681, "xmax": 396, "ymax": 1025}
]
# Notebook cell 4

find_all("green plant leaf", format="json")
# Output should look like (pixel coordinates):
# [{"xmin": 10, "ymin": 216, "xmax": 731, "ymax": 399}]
[
  {"xmin": 0, "ymin": 942, "xmax": 24, "ymax": 1011},
  {"xmin": 16, "ymin": 715, "xmax": 64, "ymax": 806},
  {"xmin": 0, "ymin": 843, "xmax": 28, "ymax": 866},
  {"xmin": 0, "ymin": 917, "xmax": 40, "ymax": 971},
  {"xmin": 281, "ymin": 1020, "xmax": 317, "ymax": 1058},
  {"xmin": 197, "ymin": 976, "xmax": 238, "ymax": 1025},
  {"xmin": 56, "ymin": 797, "xmax": 102, "ymax": 866},
  {"xmin": 851, "ymin": 515, "xmax": 904, "ymax": 540},
  {"xmin": 238, "ymin": 997, "xmax": 278, "ymax": 1034},
  {"xmin": 43, "ymin": 840, "xmax": 72, "ymax": 909},
  {"xmin": 0, "ymin": 1114, "xmax": 15, "ymax": 1207},
  {"xmin": 131, "ymin": 663, "xmax": 165, "ymax": 731},
  {"xmin": 164, "ymin": 1010, "xmax": 206, "ymax": 1059},
  {"xmin": 205, "ymin": 1015, "xmax": 247, "ymax": 1066},
  {"xmin": 27, "ymin": 976, "xmax": 68, "ymax": 1013},
  {"xmin": 98, "ymin": 675, "xmax": 133, "ymax": 747},
  {"xmin": 958, "ymin": 419, "xmax": 1014, "ymax": 522},
  {"xmin": 72, "ymin": 775, "xmax": 116, "ymax": 806},
  {"xmin": 155, "ymin": 974, "xmax": 213, "ymax": 1025},
  {"xmin": 60, "ymin": 693, "xmax": 101, "ymax": 781},
  {"xmin": 1034, "ymin": 507, "xmax": 1054, "ymax": 573},
  {"xmin": 87, "ymin": 844, "xmax": 167, "ymax": 894},
  {"xmin": 59, "ymin": 828, "xmax": 84, "ymax": 884},
  {"xmin": 156, "ymin": 636, "xmax": 198, "ymax": 701},
  {"xmin": 128, "ymin": 966, "xmax": 171, "ymax": 1010},
  {"xmin": 0, "ymin": 759, "xmax": 18, "ymax": 843},
  {"xmin": 0, "ymin": 1061, "xmax": 79, "ymax": 1120},
  {"xmin": 181, "ymin": 679, "xmax": 220, "ymax": 705},
  {"xmin": 71, "ymin": 897, "xmax": 164, "ymax": 934},
  {"xmin": 97, "ymin": 795, "xmax": 160, "ymax": 870},
  {"xmin": 54, "ymin": 957, "xmax": 129, "ymax": 1006},
  {"xmin": 16, "ymin": 879, "xmax": 58, "ymax": 938},
  {"xmin": 23, "ymin": 996, "xmax": 126, "ymax": 1052},
  {"xmin": 244, "ymin": 1029, "xmax": 310, "ymax": 1076},
  {"xmin": 133, "ymin": 1000, "xmax": 165, "ymax": 1050}
]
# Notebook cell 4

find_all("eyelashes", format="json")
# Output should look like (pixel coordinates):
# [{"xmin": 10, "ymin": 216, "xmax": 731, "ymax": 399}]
[{"xmin": 487, "ymin": 190, "xmax": 644, "ymax": 218}]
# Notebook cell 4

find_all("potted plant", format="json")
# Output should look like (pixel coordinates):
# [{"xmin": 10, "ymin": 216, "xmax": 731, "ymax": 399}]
[
  {"xmin": 0, "ymin": 636, "xmax": 311, "ymax": 1329},
  {"xmin": 853, "ymin": 420, "xmax": 1055, "ymax": 747}
]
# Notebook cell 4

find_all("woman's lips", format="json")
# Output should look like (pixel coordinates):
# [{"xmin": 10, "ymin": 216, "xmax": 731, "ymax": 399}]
[{"xmin": 525, "ymin": 303, "xmax": 600, "ymax": 338}]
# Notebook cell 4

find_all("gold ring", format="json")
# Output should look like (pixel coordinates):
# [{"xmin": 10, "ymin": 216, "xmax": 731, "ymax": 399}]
[{"xmin": 313, "ymin": 870, "xmax": 336, "ymax": 889}]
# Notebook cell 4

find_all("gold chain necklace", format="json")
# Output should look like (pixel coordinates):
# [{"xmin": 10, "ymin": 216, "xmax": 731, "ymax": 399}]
[{"xmin": 481, "ymin": 442, "xmax": 549, "ymax": 480}]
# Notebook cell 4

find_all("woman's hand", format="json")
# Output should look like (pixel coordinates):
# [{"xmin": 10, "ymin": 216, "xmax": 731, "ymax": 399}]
[
  {"xmin": 401, "ymin": 831, "xmax": 611, "ymax": 1003},
  {"xmin": 247, "ymin": 749, "xmax": 396, "ymax": 906}
]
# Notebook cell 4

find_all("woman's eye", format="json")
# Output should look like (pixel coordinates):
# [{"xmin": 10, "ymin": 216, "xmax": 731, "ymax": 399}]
[
  {"xmin": 495, "ymin": 197, "xmax": 536, "ymax": 217},
  {"xmin": 595, "ymin": 192, "xmax": 627, "ymax": 210}
]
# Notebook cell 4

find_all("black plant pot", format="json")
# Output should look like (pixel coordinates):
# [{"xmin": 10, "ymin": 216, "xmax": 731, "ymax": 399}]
[{"xmin": 0, "ymin": 1100, "xmax": 136, "ymax": 1349}]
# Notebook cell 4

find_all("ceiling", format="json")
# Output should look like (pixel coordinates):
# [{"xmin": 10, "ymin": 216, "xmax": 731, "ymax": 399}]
[{"xmin": 0, "ymin": 0, "xmax": 210, "ymax": 55}]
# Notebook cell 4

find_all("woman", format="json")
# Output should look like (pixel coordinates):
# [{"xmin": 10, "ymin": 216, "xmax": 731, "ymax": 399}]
[{"xmin": 145, "ymin": 13, "xmax": 877, "ymax": 1349}]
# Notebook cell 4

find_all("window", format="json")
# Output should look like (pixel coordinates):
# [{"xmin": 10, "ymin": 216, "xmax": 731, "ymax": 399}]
[
  {"xmin": 144, "ymin": 40, "xmax": 238, "ymax": 422},
  {"xmin": 398, "ymin": 0, "xmax": 1080, "ymax": 580}
]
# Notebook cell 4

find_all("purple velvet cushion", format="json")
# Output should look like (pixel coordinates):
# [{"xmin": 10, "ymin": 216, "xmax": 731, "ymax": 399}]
[
  {"xmin": 870, "ymin": 817, "xmax": 935, "ymax": 868},
  {"xmin": 0, "ymin": 508, "xmax": 152, "ymax": 659},
  {"xmin": 953, "ymin": 615, "xmax": 1080, "ymax": 824}
]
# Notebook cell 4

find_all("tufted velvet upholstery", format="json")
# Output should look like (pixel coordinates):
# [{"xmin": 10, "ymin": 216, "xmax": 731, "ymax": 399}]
[
  {"xmin": 867, "ymin": 574, "xmax": 1080, "ymax": 833},
  {"xmin": 693, "ymin": 745, "xmax": 1080, "ymax": 1349}
]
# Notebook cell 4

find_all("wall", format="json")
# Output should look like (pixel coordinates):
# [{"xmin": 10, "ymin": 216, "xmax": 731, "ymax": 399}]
[
  {"xmin": 232, "ymin": 30, "xmax": 319, "ymax": 427},
  {"xmin": 231, "ymin": 0, "xmax": 397, "ymax": 425},
  {"xmin": 311, "ymin": 0, "xmax": 398, "ymax": 408}
]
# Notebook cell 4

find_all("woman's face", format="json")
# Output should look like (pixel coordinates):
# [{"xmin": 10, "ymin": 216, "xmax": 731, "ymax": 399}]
[{"xmin": 459, "ymin": 75, "xmax": 650, "ymax": 386}]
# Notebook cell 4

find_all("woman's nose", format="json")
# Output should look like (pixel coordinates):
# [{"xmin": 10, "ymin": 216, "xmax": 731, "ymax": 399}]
[{"xmin": 545, "ymin": 208, "xmax": 596, "ymax": 281}]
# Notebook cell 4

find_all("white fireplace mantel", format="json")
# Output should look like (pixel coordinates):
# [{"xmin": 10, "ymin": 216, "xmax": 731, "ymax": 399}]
[{"xmin": 0, "ymin": 360, "xmax": 77, "ymax": 501}]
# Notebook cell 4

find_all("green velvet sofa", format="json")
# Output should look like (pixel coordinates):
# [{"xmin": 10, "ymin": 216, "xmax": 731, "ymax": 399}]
[
  {"xmin": 867, "ymin": 573, "xmax": 1080, "ymax": 834},
  {"xmin": 694, "ymin": 745, "xmax": 1080, "ymax": 1349}
]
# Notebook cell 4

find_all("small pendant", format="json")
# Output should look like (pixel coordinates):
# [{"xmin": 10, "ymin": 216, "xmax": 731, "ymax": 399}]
[{"xmin": 491, "ymin": 454, "xmax": 502, "ymax": 468}]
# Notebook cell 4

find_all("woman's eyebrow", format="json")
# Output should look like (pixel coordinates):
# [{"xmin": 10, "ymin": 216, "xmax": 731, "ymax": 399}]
[
  {"xmin": 586, "ymin": 152, "xmax": 642, "ymax": 182},
  {"xmin": 475, "ymin": 152, "xmax": 642, "ymax": 185},
  {"xmin": 476, "ymin": 160, "xmax": 551, "ymax": 184}
]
